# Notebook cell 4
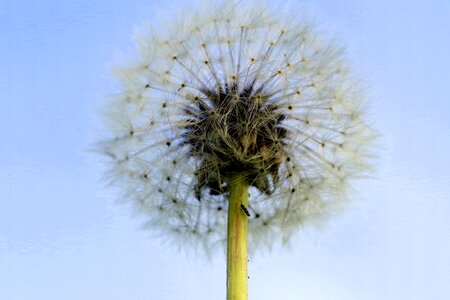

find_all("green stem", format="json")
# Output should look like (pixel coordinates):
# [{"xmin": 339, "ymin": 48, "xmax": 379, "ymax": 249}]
[{"xmin": 226, "ymin": 175, "xmax": 248, "ymax": 300}]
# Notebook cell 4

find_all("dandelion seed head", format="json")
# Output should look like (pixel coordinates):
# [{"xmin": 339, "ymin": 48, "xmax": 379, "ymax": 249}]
[{"xmin": 99, "ymin": 1, "xmax": 376, "ymax": 253}]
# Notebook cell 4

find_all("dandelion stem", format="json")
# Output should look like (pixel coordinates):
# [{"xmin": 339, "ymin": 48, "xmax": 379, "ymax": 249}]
[{"xmin": 226, "ymin": 175, "xmax": 248, "ymax": 300}]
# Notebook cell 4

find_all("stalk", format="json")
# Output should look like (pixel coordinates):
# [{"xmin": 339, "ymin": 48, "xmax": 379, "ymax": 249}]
[{"xmin": 226, "ymin": 175, "xmax": 249, "ymax": 300}]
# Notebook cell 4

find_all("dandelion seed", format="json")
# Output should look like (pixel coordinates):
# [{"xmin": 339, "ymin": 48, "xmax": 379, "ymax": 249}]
[
  {"xmin": 100, "ymin": 0, "xmax": 375, "ymax": 252},
  {"xmin": 240, "ymin": 204, "xmax": 251, "ymax": 217},
  {"xmin": 98, "ymin": 1, "xmax": 376, "ymax": 299}
]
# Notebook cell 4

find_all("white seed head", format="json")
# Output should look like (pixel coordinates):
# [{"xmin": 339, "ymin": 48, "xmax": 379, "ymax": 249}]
[{"xmin": 99, "ymin": 1, "xmax": 376, "ymax": 253}]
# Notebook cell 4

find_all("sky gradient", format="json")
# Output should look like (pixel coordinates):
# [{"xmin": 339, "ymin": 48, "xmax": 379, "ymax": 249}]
[{"xmin": 1, "ymin": 1, "xmax": 450, "ymax": 299}]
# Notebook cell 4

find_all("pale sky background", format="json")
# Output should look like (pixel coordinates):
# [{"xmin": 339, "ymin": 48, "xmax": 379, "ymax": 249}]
[{"xmin": 1, "ymin": 1, "xmax": 450, "ymax": 299}]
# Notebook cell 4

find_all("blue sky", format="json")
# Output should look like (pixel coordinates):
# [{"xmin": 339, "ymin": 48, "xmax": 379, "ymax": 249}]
[{"xmin": 1, "ymin": 1, "xmax": 450, "ymax": 299}]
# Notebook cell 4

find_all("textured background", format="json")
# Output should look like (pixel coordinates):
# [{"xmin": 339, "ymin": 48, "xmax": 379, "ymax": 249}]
[{"xmin": 1, "ymin": 1, "xmax": 449, "ymax": 299}]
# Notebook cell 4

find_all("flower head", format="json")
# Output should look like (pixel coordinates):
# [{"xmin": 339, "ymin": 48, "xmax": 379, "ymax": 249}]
[{"xmin": 99, "ymin": 1, "xmax": 375, "ymax": 253}]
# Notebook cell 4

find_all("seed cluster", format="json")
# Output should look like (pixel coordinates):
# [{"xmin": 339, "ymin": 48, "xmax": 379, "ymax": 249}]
[
  {"xmin": 183, "ymin": 80, "xmax": 287, "ymax": 198},
  {"xmin": 99, "ymin": 1, "xmax": 375, "ymax": 252}
]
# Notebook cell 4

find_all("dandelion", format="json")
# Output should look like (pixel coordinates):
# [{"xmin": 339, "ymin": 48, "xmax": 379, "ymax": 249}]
[{"xmin": 99, "ymin": 1, "xmax": 375, "ymax": 299}]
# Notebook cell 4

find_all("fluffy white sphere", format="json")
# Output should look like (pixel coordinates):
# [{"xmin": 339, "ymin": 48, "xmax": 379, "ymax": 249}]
[{"xmin": 99, "ymin": 1, "xmax": 376, "ymax": 253}]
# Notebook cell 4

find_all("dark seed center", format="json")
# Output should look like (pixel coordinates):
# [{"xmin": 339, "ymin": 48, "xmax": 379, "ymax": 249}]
[{"xmin": 181, "ymin": 79, "xmax": 288, "ymax": 199}]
